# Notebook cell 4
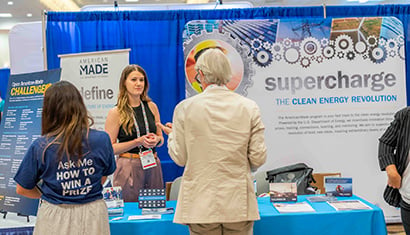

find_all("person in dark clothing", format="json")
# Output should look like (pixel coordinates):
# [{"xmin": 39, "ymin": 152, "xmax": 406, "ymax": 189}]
[{"xmin": 378, "ymin": 107, "xmax": 410, "ymax": 234}]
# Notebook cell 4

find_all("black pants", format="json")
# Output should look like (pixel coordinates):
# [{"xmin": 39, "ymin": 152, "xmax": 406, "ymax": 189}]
[{"xmin": 401, "ymin": 200, "xmax": 410, "ymax": 234}]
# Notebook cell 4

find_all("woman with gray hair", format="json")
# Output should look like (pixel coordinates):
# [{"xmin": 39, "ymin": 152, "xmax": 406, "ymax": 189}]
[{"xmin": 159, "ymin": 48, "xmax": 267, "ymax": 235}]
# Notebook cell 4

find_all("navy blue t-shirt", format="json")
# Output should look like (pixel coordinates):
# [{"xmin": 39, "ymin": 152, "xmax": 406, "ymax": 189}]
[{"xmin": 14, "ymin": 129, "xmax": 116, "ymax": 204}]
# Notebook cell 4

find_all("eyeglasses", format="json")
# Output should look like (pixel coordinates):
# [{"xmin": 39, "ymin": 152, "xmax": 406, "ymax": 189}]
[
  {"xmin": 194, "ymin": 70, "xmax": 202, "ymax": 90},
  {"xmin": 194, "ymin": 70, "xmax": 201, "ymax": 84}
]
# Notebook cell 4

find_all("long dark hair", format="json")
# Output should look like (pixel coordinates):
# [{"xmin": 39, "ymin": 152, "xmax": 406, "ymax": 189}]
[{"xmin": 41, "ymin": 81, "xmax": 94, "ymax": 161}]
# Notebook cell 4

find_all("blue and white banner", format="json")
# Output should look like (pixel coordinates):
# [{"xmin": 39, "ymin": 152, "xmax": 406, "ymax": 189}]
[
  {"xmin": 0, "ymin": 69, "xmax": 61, "ymax": 216},
  {"xmin": 59, "ymin": 49, "xmax": 130, "ymax": 130},
  {"xmin": 183, "ymin": 17, "xmax": 406, "ymax": 220}
]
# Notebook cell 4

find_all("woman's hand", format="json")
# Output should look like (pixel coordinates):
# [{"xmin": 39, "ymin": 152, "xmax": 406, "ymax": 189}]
[
  {"xmin": 142, "ymin": 133, "xmax": 159, "ymax": 148},
  {"xmin": 134, "ymin": 136, "xmax": 144, "ymax": 148}
]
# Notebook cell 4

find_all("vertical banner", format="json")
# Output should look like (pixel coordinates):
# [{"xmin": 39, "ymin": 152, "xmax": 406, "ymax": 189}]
[
  {"xmin": 0, "ymin": 69, "xmax": 61, "ymax": 216},
  {"xmin": 59, "ymin": 49, "xmax": 130, "ymax": 130},
  {"xmin": 183, "ymin": 17, "xmax": 406, "ymax": 221}
]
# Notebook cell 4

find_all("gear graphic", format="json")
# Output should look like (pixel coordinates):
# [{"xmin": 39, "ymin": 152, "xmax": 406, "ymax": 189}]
[
  {"xmin": 316, "ymin": 55, "xmax": 324, "ymax": 63},
  {"xmin": 366, "ymin": 35, "xmax": 378, "ymax": 47},
  {"xmin": 283, "ymin": 47, "xmax": 300, "ymax": 64},
  {"xmin": 368, "ymin": 46, "xmax": 387, "ymax": 64},
  {"xmin": 274, "ymin": 54, "xmax": 282, "ymax": 61},
  {"xmin": 386, "ymin": 39, "xmax": 398, "ymax": 52},
  {"xmin": 322, "ymin": 46, "xmax": 335, "ymax": 59},
  {"xmin": 263, "ymin": 41, "xmax": 272, "ymax": 50},
  {"xmin": 282, "ymin": 38, "xmax": 292, "ymax": 48},
  {"xmin": 253, "ymin": 49, "xmax": 273, "ymax": 67},
  {"xmin": 335, "ymin": 35, "xmax": 354, "ymax": 51},
  {"xmin": 183, "ymin": 30, "xmax": 254, "ymax": 97},
  {"xmin": 346, "ymin": 51, "xmax": 355, "ymax": 60},
  {"xmin": 397, "ymin": 35, "xmax": 404, "ymax": 45},
  {"xmin": 379, "ymin": 38, "xmax": 386, "ymax": 46},
  {"xmin": 320, "ymin": 38, "xmax": 329, "ymax": 47},
  {"xmin": 389, "ymin": 50, "xmax": 396, "ymax": 57},
  {"xmin": 251, "ymin": 38, "xmax": 263, "ymax": 51},
  {"xmin": 300, "ymin": 37, "xmax": 322, "ymax": 58},
  {"xmin": 270, "ymin": 43, "xmax": 283, "ymax": 55},
  {"xmin": 300, "ymin": 57, "xmax": 311, "ymax": 68},
  {"xmin": 337, "ymin": 51, "xmax": 345, "ymax": 59},
  {"xmin": 329, "ymin": 40, "xmax": 335, "ymax": 46},
  {"xmin": 354, "ymin": 41, "xmax": 367, "ymax": 54},
  {"xmin": 398, "ymin": 45, "xmax": 405, "ymax": 60}
]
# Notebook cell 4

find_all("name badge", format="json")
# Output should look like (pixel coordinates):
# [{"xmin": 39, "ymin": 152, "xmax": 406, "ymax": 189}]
[{"xmin": 140, "ymin": 149, "xmax": 157, "ymax": 170}]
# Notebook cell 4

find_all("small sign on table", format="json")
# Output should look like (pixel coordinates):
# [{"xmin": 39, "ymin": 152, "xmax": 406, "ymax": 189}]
[{"xmin": 138, "ymin": 189, "xmax": 166, "ymax": 209}]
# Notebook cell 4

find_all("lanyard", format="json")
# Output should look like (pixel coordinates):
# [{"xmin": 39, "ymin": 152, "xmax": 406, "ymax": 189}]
[
  {"xmin": 132, "ymin": 101, "xmax": 150, "ymax": 138},
  {"xmin": 132, "ymin": 102, "xmax": 156, "ymax": 167}
]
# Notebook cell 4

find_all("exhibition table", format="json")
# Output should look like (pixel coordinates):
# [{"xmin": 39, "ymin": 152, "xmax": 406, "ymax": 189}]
[{"xmin": 109, "ymin": 195, "xmax": 387, "ymax": 235}]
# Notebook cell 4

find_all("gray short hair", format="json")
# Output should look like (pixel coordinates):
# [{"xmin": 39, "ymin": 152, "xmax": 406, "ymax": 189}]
[{"xmin": 194, "ymin": 48, "xmax": 232, "ymax": 86}]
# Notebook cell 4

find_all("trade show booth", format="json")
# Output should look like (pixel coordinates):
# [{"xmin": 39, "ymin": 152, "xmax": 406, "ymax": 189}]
[{"xmin": 1, "ymin": 4, "xmax": 410, "ymax": 233}]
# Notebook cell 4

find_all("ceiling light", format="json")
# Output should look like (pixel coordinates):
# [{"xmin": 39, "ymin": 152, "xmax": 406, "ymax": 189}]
[
  {"xmin": 0, "ymin": 13, "xmax": 12, "ymax": 18},
  {"xmin": 186, "ymin": 0, "xmax": 209, "ymax": 3},
  {"xmin": 26, "ymin": 13, "xmax": 33, "ymax": 17},
  {"xmin": 40, "ymin": 0, "xmax": 80, "ymax": 11},
  {"xmin": 7, "ymin": 1, "xmax": 13, "ymax": 5}
]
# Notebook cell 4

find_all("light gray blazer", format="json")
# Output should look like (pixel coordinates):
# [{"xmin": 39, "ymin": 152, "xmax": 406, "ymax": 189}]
[{"xmin": 168, "ymin": 85, "xmax": 267, "ymax": 224}]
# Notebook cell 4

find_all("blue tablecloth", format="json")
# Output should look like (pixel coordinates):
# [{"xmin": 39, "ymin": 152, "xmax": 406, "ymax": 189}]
[
  {"xmin": 109, "ymin": 195, "xmax": 387, "ymax": 235},
  {"xmin": 255, "ymin": 195, "xmax": 386, "ymax": 235},
  {"xmin": 109, "ymin": 202, "xmax": 188, "ymax": 234}
]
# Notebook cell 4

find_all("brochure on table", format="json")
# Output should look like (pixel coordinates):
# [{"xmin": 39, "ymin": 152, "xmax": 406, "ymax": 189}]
[
  {"xmin": 306, "ymin": 195, "xmax": 338, "ymax": 202},
  {"xmin": 273, "ymin": 202, "xmax": 315, "ymax": 213},
  {"xmin": 141, "ymin": 207, "xmax": 174, "ymax": 215},
  {"xmin": 327, "ymin": 200, "xmax": 372, "ymax": 211},
  {"xmin": 325, "ymin": 177, "xmax": 353, "ymax": 197},
  {"xmin": 270, "ymin": 182, "xmax": 297, "ymax": 202},
  {"xmin": 128, "ymin": 215, "xmax": 162, "ymax": 220},
  {"xmin": 103, "ymin": 186, "xmax": 124, "ymax": 216}
]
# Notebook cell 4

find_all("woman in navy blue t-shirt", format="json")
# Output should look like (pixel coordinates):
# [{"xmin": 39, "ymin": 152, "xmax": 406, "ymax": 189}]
[{"xmin": 14, "ymin": 81, "xmax": 116, "ymax": 235}]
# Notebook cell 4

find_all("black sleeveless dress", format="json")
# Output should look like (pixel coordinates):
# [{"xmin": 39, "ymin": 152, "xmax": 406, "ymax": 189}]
[{"xmin": 113, "ymin": 101, "xmax": 164, "ymax": 202}]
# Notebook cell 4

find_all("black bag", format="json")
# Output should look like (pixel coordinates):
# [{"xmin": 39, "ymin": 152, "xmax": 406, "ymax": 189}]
[{"xmin": 266, "ymin": 163, "xmax": 317, "ymax": 195}]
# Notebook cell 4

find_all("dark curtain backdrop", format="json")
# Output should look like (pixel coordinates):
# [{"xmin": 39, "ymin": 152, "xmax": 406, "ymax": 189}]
[{"xmin": 46, "ymin": 4, "xmax": 410, "ymax": 182}]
